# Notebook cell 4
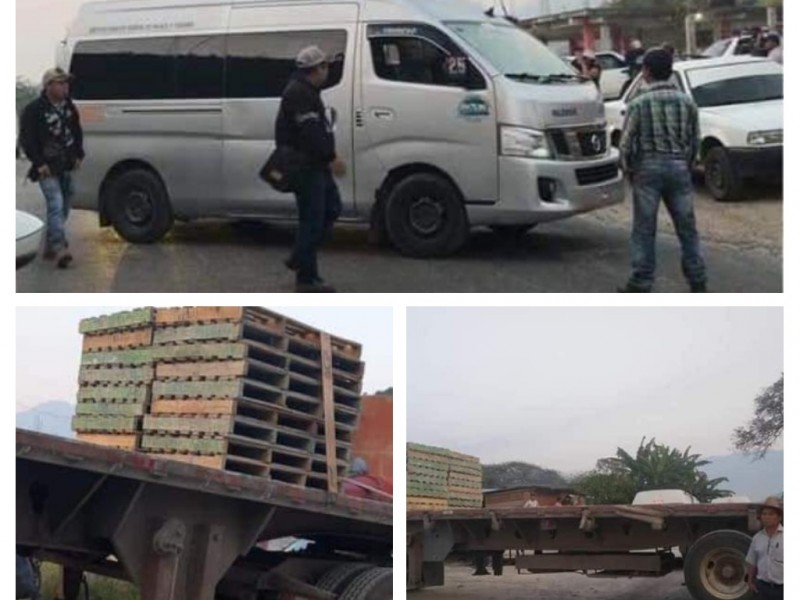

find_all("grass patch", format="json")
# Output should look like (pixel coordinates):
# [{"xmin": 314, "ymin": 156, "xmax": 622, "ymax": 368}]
[{"xmin": 37, "ymin": 561, "xmax": 140, "ymax": 600}]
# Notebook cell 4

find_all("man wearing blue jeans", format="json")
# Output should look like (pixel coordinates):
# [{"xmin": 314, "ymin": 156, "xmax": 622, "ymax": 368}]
[
  {"xmin": 20, "ymin": 67, "xmax": 84, "ymax": 269},
  {"xmin": 619, "ymin": 49, "xmax": 707, "ymax": 292},
  {"xmin": 275, "ymin": 46, "xmax": 345, "ymax": 293}
]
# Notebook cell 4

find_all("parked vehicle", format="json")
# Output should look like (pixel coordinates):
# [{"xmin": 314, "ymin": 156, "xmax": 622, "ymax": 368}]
[
  {"xmin": 17, "ymin": 428, "xmax": 392, "ymax": 600},
  {"xmin": 565, "ymin": 51, "xmax": 630, "ymax": 100},
  {"xmin": 408, "ymin": 501, "xmax": 761, "ymax": 600},
  {"xmin": 700, "ymin": 32, "xmax": 781, "ymax": 59},
  {"xmin": 59, "ymin": 0, "xmax": 623, "ymax": 257},
  {"xmin": 16, "ymin": 211, "xmax": 44, "ymax": 269},
  {"xmin": 712, "ymin": 495, "xmax": 752, "ymax": 504},
  {"xmin": 605, "ymin": 56, "xmax": 783, "ymax": 201},
  {"xmin": 633, "ymin": 489, "xmax": 700, "ymax": 505}
]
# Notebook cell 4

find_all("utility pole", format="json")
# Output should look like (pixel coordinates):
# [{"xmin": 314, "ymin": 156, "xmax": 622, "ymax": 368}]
[{"xmin": 684, "ymin": 0, "xmax": 697, "ymax": 56}]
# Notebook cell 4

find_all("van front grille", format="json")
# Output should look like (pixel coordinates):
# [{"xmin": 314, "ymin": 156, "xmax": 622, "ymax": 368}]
[
  {"xmin": 547, "ymin": 127, "xmax": 608, "ymax": 160},
  {"xmin": 575, "ymin": 162, "xmax": 619, "ymax": 186}
]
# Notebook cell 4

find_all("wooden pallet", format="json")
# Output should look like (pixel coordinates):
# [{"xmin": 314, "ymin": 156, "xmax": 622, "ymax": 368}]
[
  {"xmin": 82, "ymin": 327, "xmax": 153, "ymax": 352},
  {"xmin": 79, "ymin": 366, "xmax": 155, "ymax": 385},
  {"xmin": 79, "ymin": 308, "xmax": 154, "ymax": 335},
  {"xmin": 407, "ymin": 497, "xmax": 449, "ymax": 511},
  {"xmin": 77, "ymin": 432, "xmax": 141, "ymax": 451},
  {"xmin": 73, "ymin": 415, "xmax": 141, "ymax": 433}
]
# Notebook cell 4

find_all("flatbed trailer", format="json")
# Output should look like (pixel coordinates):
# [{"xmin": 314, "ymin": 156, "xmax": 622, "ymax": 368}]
[
  {"xmin": 17, "ymin": 429, "xmax": 393, "ymax": 600},
  {"xmin": 408, "ymin": 502, "xmax": 762, "ymax": 600}
]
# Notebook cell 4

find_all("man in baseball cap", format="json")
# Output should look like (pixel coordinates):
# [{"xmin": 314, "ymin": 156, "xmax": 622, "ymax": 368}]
[
  {"xmin": 273, "ymin": 45, "xmax": 345, "ymax": 292},
  {"xmin": 745, "ymin": 496, "xmax": 783, "ymax": 598},
  {"xmin": 19, "ymin": 66, "xmax": 85, "ymax": 268}
]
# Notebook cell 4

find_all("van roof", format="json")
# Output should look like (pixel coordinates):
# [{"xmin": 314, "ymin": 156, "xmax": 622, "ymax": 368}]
[{"xmin": 76, "ymin": 0, "xmax": 495, "ymax": 24}]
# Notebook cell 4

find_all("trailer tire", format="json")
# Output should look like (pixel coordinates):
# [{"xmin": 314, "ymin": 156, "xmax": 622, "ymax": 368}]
[
  {"xmin": 384, "ymin": 173, "xmax": 469, "ymax": 258},
  {"xmin": 684, "ymin": 530, "xmax": 753, "ymax": 600},
  {"xmin": 316, "ymin": 563, "xmax": 373, "ymax": 593},
  {"xmin": 338, "ymin": 567, "xmax": 393, "ymax": 600},
  {"xmin": 106, "ymin": 168, "xmax": 173, "ymax": 243}
]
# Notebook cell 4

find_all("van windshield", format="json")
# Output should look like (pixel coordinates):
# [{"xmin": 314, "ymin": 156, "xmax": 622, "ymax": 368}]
[{"xmin": 445, "ymin": 21, "xmax": 576, "ymax": 80}]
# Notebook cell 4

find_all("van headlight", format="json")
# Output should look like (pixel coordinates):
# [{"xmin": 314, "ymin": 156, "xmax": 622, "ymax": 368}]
[
  {"xmin": 747, "ymin": 130, "xmax": 783, "ymax": 145},
  {"xmin": 500, "ymin": 126, "xmax": 552, "ymax": 159}
]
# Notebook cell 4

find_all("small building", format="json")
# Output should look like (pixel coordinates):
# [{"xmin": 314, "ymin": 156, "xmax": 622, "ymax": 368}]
[
  {"xmin": 483, "ymin": 485, "xmax": 586, "ymax": 508},
  {"xmin": 519, "ymin": 0, "xmax": 783, "ymax": 57}
]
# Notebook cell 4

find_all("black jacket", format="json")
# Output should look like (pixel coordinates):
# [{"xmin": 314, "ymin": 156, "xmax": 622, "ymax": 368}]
[
  {"xmin": 19, "ymin": 93, "xmax": 85, "ymax": 181},
  {"xmin": 274, "ymin": 74, "xmax": 336, "ymax": 169}
]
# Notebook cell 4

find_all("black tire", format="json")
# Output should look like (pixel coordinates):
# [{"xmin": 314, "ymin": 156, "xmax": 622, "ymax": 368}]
[
  {"xmin": 384, "ymin": 173, "xmax": 469, "ymax": 258},
  {"xmin": 339, "ymin": 567, "xmax": 393, "ymax": 600},
  {"xmin": 704, "ymin": 147, "xmax": 743, "ymax": 202},
  {"xmin": 316, "ymin": 563, "xmax": 373, "ymax": 593},
  {"xmin": 489, "ymin": 224, "xmax": 537, "ymax": 238},
  {"xmin": 105, "ymin": 168, "xmax": 174, "ymax": 242},
  {"xmin": 683, "ymin": 530, "xmax": 754, "ymax": 600}
]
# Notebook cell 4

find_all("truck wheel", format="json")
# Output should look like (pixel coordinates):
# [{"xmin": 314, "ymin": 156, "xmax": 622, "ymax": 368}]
[
  {"xmin": 704, "ymin": 147, "xmax": 743, "ymax": 202},
  {"xmin": 384, "ymin": 173, "xmax": 469, "ymax": 258},
  {"xmin": 684, "ymin": 530, "xmax": 753, "ymax": 600},
  {"xmin": 316, "ymin": 563, "xmax": 373, "ymax": 593},
  {"xmin": 106, "ymin": 168, "xmax": 174, "ymax": 243},
  {"xmin": 338, "ymin": 567, "xmax": 392, "ymax": 600}
]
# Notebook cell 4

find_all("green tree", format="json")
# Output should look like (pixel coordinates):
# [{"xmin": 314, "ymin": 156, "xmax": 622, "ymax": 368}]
[
  {"xmin": 571, "ymin": 470, "xmax": 638, "ymax": 505},
  {"xmin": 732, "ymin": 374, "xmax": 783, "ymax": 459},
  {"xmin": 482, "ymin": 461, "xmax": 566, "ymax": 489},
  {"xmin": 574, "ymin": 438, "xmax": 731, "ymax": 504}
]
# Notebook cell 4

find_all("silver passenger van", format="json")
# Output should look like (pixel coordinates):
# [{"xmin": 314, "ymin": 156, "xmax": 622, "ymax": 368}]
[{"xmin": 62, "ymin": 0, "xmax": 624, "ymax": 257}]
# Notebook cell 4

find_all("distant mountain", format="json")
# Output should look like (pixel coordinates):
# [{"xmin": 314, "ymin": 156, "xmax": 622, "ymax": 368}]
[
  {"xmin": 16, "ymin": 401, "xmax": 75, "ymax": 439},
  {"xmin": 703, "ymin": 450, "xmax": 783, "ymax": 500}
]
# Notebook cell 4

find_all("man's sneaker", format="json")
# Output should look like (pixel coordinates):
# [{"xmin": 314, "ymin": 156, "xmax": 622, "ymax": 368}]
[
  {"xmin": 55, "ymin": 249, "xmax": 73, "ymax": 269},
  {"xmin": 617, "ymin": 283, "xmax": 650, "ymax": 293},
  {"xmin": 295, "ymin": 281, "xmax": 336, "ymax": 293},
  {"xmin": 691, "ymin": 282, "xmax": 708, "ymax": 293}
]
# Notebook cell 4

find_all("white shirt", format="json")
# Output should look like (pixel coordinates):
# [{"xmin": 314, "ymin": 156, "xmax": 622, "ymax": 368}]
[{"xmin": 746, "ymin": 525, "xmax": 784, "ymax": 584}]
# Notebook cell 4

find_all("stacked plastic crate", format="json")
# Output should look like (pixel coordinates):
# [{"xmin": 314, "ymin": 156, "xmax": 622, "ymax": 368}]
[
  {"xmin": 73, "ymin": 308, "xmax": 155, "ymax": 451},
  {"xmin": 407, "ymin": 443, "xmax": 482, "ymax": 510}
]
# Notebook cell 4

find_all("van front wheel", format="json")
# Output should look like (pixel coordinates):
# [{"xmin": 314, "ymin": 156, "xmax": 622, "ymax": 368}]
[
  {"xmin": 384, "ymin": 173, "xmax": 469, "ymax": 258},
  {"xmin": 106, "ymin": 169, "xmax": 173, "ymax": 243}
]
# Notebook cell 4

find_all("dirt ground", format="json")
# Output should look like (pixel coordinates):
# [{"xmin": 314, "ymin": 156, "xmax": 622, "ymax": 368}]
[{"xmin": 409, "ymin": 565, "xmax": 694, "ymax": 600}]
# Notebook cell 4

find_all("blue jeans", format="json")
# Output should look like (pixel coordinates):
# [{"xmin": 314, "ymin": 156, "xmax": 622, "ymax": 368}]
[
  {"xmin": 628, "ymin": 157, "xmax": 706, "ymax": 290},
  {"xmin": 290, "ymin": 169, "xmax": 342, "ymax": 283},
  {"xmin": 39, "ymin": 171, "xmax": 74, "ymax": 252}
]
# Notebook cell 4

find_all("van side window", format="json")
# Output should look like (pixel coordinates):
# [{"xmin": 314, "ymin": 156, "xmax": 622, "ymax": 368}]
[
  {"xmin": 71, "ymin": 37, "xmax": 178, "ymax": 100},
  {"xmin": 225, "ymin": 30, "xmax": 347, "ymax": 99},
  {"xmin": 369, "ymin": 36, "xmax": 483, "ymax": 89},
  {"xmin": 174, "ymin": 36, "xmax": 225, "ymax": 98}
]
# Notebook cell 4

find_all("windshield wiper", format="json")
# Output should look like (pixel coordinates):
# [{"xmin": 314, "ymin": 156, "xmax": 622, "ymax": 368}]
[
  {"xmin": 505, "ymin": 72, "xmax": 544, "ymax": 81},
  {"xmin": 540, "ymin": 73, "xmax": 587, "ymax": 83}
]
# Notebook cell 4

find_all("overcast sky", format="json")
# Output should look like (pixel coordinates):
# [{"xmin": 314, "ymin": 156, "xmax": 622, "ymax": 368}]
[
  {"xmin": 15, "ymin": 0, "xmax": 598, "ymax": 82},
  {"xmin": 16, "ymin": 306, "xmax": 392, "ymax": 412},
  {"xmin": 408, "ymin": 307, "xmax": 783, "ymax": 475}
]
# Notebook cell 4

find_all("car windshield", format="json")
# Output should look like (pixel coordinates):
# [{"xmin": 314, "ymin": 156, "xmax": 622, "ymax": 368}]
[
  {"xmin": 445, "ymin": 21, "xmax": 576, "ymax": 80},
  {"xmin": 701, "ymin": 38, "xmax": 732, "ymax": 57},
  {"xmin": 687, "ymin": 64, "xmax": 783, "ymax": 107}
]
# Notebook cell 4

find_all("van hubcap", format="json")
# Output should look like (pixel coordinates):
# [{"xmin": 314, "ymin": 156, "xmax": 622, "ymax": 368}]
[
  {"xmin": 409, "ymin": 196, "xmax": 444, "ymax": 236},
  {"xmin": 125, "ymin": 190, "xmax": 153, "ymax": 225}
]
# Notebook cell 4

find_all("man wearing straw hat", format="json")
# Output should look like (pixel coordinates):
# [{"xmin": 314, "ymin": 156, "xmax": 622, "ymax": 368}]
[{"xmin": 746, "ymin": 496, "xmax": 783, "ymax": 599}]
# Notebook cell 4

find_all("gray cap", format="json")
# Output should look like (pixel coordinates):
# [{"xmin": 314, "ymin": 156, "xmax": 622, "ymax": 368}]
[
  {"xmin": 42, "ymin": 67, "xmax": 72, "ymax": 87},
  {"xmin": 349, "ymin": 457, "xmax": 369, "ymax": 476},
  {"xmin": 296, "ymin": 45, "xmax": 329, "ymax": 69}
]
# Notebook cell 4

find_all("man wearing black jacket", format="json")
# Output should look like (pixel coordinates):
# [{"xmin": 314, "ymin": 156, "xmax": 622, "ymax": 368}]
[
  {"xmin": 275, "ymin": 46, "xmax": 345, "ymax": 293},
  {"xmin": 19, "ymin": 67, "xmax": 85, "ymax": 268}
]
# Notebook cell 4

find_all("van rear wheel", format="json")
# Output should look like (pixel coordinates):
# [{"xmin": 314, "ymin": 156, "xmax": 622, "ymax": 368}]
[
  {"xmin": 384, "ymin": 173, "xmax": 469, "ymax": 257},
  {"xmin": 106, "ymin": 168, "xmax": 173, "ymax": 243}
]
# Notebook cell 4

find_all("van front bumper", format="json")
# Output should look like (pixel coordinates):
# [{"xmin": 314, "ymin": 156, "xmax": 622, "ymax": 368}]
[
  {"xmin": 726, "ymin": 146, "xmax": 782, "ymax": 179},
  {"xmin": 467, "ymin": 152, "xmax": 625, "ymax": 227}
]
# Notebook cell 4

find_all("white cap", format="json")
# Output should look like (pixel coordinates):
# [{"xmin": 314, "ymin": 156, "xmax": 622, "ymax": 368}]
[
  {"xmin": 42, "ymin": 67, "xmax": 72, "ymax": 88},
  {"xmin": 296, "ymin": 46, "xmax": 329, "ymax": 69}
]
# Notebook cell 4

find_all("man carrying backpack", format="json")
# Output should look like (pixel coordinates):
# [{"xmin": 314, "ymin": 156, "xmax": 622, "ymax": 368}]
[{"xmin": 20, "ymin": 68, "xmax": 84, "ymax": 269}]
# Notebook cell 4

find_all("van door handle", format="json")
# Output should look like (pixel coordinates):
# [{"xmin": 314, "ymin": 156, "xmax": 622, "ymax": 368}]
[{"xmin": 371, "ymin": 108, "xmax": 395, "ymax": 120}]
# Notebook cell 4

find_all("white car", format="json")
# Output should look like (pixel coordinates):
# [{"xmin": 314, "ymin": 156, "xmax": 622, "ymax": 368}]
[
  {"xmin": 633, "ymin": 489, "xmax": 699, "ymax": 505},
  {"xmin": 565, "ymin": 51, "xmax": 630, "ymax": 100},
  {"xmin": 16, "ymin": 211, "xmax": 44, "ymax": 269},
  {"xmin": 606, "ymin": 56, "xmax": 783, "ymax": 200},
  {"xmin": 711, "ymin": 495, "xmax": 751, "ymax": 504}
]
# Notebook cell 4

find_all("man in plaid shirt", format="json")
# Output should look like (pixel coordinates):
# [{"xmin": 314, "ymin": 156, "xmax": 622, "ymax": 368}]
[{"xmin": 619, "ymin": 48, "xmax": 707, "ymax": 292}]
